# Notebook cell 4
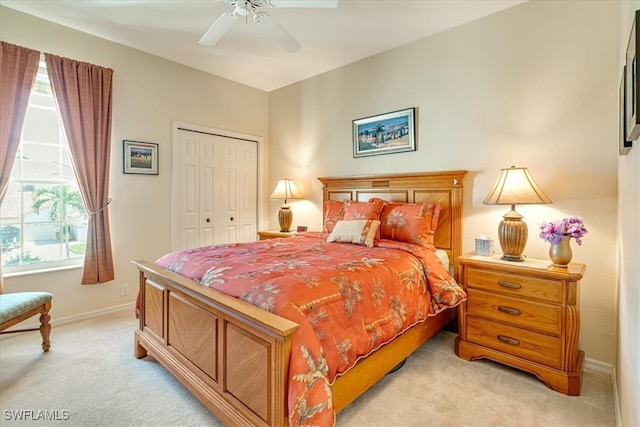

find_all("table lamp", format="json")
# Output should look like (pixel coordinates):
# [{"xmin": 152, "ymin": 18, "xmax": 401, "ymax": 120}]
[
  {"xmin": 483, "ymin": 166, "xmax": 552, "ymax": 261},
  {"xmin": 269, "ymin": 178, "xmax": 304, "ymax": 232}
]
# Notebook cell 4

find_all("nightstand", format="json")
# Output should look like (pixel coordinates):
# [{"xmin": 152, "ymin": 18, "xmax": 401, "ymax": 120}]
[
  {"xmin": 257, "ymin": 230, "xmax": 298, "ymax": 240},
  {"xmin": 454, "ymin": 253, "xmax": 586, "ymax": 396}
]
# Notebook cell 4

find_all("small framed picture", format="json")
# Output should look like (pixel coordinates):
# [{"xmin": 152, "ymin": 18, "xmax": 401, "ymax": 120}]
[
  {"xmin": 123, "ymin": 140, "xmax": 158, "ymax": 175},
  {"xmin": 296, "ymin": 226, "xmax": 308, "ymax": 232}
]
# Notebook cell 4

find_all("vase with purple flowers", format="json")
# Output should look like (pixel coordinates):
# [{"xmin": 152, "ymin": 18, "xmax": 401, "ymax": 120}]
[{"xmin": 539, "ymin": 216, "xmax": 588, "ymax": 267}]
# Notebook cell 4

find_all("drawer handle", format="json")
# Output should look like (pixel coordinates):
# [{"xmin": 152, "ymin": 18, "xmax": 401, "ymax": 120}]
[
  {"xmin": 498, "ymin": 335, "xmax": 520, "ymax": 346},
  {"xmin": 498, "ymin": 280, "xmax": 521, "ymax": 289},
  {"xmin": 498, "ymin": 306, "xmax": 521, "ymax": 316}
]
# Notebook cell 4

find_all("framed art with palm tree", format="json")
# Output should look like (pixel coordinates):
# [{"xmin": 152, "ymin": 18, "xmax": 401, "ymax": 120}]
[{"xmin": 352, "ymin": 107, "xmax": 416, "ymax": 158}]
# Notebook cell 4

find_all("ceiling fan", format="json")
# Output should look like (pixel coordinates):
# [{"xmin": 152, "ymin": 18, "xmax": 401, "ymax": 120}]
[{"xmin": 199, "ymin": 0, "xmax": 338, "ymax": 53}]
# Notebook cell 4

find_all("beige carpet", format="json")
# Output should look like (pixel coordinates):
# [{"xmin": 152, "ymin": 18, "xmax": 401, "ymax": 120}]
[{"xmin": 0, "ymin": 309, "xmax": 615, "ymax": 426}]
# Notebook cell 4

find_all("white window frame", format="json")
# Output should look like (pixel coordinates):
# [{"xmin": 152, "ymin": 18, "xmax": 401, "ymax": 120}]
[{"xmin": 1, "ymin": 60, "xmax": 86, "ymax": 276}]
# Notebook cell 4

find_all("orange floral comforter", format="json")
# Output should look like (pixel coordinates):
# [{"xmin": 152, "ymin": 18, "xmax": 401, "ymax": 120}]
[{"xmin": 156, "ymin": 232, "xmax": 466, "ymax": 426}]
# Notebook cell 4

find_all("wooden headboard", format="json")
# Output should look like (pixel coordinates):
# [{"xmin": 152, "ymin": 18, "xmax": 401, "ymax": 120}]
[{"xmin": 317, "ymin": 170, "xmax": 468, "ymax": 265}]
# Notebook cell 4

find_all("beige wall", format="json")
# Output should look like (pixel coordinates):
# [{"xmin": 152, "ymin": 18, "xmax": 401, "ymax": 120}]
[
  {"xmin": 0, "ymin": 7, "xmax": 269, "ymax": 320},
  {"xmin": 617, "ymin": 3, "xmax": 640, "ymax": 426},
  {"xmin": 269, "ymin": 0, "xmax": 621, "ymax": 368}
]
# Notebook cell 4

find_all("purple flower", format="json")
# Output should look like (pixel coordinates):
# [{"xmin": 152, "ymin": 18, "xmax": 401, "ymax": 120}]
[{"xmin": 539, "ymin": 216, "xmax": 588, "ymax": 246}]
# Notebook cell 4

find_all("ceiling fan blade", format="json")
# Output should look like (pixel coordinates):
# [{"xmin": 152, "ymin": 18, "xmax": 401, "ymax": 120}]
[
  {"xmin": 199, "ymin": 12, "xmax": 237, "ymax": 46},
  {"xmin": 269, "ymin": 0, "xmax": 338, "ymax": 7},
  {"xmin": 257, "ymin": 12, "xmax": 301, "ymax": 53}
]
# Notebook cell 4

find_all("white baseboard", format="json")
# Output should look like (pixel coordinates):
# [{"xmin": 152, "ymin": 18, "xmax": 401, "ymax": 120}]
[
  {"xmin": 48, "ymin": 302, "xmax": 136, "ymax": 327},
  {"xmin": 584, "ymin": 356, "xmax": 614, "ymax": 375},
  {"xmin": 0, "ymin": 302, "xmax": 136, "ymax": 338},
  {"xmin": 611, "ymin": 367, "xmax": 622, "ymax": 427},
  {"xmin": 584, "ymin": 357, "xmax": 621, "ymax": 427}
]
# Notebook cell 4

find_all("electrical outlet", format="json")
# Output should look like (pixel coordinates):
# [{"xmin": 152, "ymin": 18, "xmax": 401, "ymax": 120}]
[{"xmin": 120, "ymin": 283, "xmax": 129, "ymax": 296}]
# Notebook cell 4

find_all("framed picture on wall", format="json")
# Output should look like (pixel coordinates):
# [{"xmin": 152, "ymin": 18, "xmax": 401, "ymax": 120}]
[
  {"xmin": 620, "ymin": 66, "xmax": 633, "ymax": 155},
  {"xmin": 352, "ymin": 108, "xmax": 416, "ymax": 158},
  {"xmin": 625, "ymin": 10, "xmax": 640, "ymax": 142},
  {"xmin": 123, "ymin": 140, "xmax": 159, "ymax": 175}
]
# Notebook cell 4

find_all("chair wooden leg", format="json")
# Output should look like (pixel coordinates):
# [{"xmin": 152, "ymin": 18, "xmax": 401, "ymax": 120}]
[{"xmin": 39, "ymin": 310, "xmax": 51, "ymax": 352}]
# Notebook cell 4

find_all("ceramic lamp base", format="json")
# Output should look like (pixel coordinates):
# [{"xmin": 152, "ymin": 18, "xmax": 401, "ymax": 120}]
[
  {"xmin": 501, "ymin": 253, "xmax": 525, "ymax": 262},
  {"xmin": 498, "ymin": 210, "xmax": 528, "ymax": 262},
  {"xmin": 278, "ymin": 206, "xmax": 293, "ymax": 232}
]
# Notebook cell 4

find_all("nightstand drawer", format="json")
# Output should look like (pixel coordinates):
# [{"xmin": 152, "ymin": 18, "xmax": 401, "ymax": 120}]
[
  {"xmin": 466, "ymin": 267, "xmax": 563, "ymax": 303},
  {"xmin": 467, "ymin": 317, "xmax": 562, "ymax": 369},
  {"xmin": 467, "ymin": 289, "xmax": 561, "ymax": 336}
]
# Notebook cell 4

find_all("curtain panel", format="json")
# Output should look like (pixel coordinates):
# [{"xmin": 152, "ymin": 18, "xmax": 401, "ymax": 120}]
[
  {"xmin": 0, "ymin": 42, "xmax": 40, "ymax": 293},
  {"xmin": 45, "ymin": 53, "xmax": 115, "ymax": 284}
]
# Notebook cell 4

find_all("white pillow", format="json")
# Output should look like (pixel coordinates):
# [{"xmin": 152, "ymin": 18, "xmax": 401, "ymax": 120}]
[{"xmin": 326, "ymin": 219, "xmax": 381, "ymax": 248}]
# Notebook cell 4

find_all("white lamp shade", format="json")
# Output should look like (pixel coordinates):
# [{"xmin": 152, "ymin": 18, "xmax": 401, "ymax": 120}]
[
  {"xmin": 269, "ymin": 178, "xmax": 304, "ymax": 202},
  {"xmin": 483, "ymin": 166, "xmax": 552, "ymax": 262},
  {"xmin": 483, "ymin": 166, "xmax": 552, "ymax": 206}
]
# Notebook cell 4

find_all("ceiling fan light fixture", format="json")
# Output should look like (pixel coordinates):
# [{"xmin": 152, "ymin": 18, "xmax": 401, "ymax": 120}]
[
  {"xmin": 233, "ymin": 2, "xmax": 249, "ymax": 16},
  {"xmin": 201, "ymin": 0, "xmax": 338, "ymax": 50}
]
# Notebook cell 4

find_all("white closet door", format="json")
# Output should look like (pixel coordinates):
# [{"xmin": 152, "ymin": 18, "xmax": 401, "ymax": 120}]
[
  {"xmin": 174, "ymin": 128, "xmax": 257, "ymax": 251},
  {"xmin": 174, "ymin": 132, "xmax": 203, "ymax": 250},
  {"xmin": 217, "ymin": 136, "xmax": 258, "ymax": 244},
  {"xmin": 237, "ymin": 142, "xmax": 258, "ymax": 242},
  {"xmin": 198, "ymin": 136, "xmax": 217, "ymax": 247}
]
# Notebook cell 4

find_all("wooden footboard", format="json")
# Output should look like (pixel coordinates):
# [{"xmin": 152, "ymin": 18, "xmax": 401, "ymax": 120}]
[
  {"xmin": 134, "ymin": 259, "xmax": 455, "ymax": 426},
  {"xmin": 133, "ymin": 260, "xmax": 299, "ymax": 426}
]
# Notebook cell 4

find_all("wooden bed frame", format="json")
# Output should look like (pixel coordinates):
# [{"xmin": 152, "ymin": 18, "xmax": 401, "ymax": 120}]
[{"xmin": 132, "ymin": 170, "xmax": 468, "ymax": 426}]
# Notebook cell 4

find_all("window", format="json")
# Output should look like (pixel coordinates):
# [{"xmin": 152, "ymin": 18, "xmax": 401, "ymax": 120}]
[{"xmin": 0, "ymin": 61, "xmax": 86, "ymax": 273}]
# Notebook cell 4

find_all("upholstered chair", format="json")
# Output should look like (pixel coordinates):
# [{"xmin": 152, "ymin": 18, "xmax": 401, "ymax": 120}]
[{"xmin": 0, "ymin": 278, "xmax": 53, "ymax": 352}]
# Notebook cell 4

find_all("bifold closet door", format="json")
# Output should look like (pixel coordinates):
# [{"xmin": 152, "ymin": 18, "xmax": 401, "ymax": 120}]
[
  {"xmin": 174, "ymin": 129, "xmax": 257, "ymax": 251},
  {"xmin": 217, "ymin": 135, "xmax": 258, "ymax": 244}
]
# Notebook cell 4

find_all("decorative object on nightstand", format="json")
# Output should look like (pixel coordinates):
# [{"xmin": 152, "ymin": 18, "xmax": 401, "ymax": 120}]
[
  {"xmin": 539, "ymin": 216, "xmax": 588, "ymax": 267},
  {"xmin": 483, "ymin": 166, "xmax": 552, "ymax": 262},
  {"xmin": 269, "ymin": 178, "xmax": 304, "ymax": 232},
  {"xmin": 455, "ymin": 253, "xmax": 586, "ymax": 396},
  {"xmin": 548, "ymin": 237, "xmax": 573, "ymax": 267},
  {"xmin": 474, "ymin": 235, "xmax": 495, "ymax": 256}
]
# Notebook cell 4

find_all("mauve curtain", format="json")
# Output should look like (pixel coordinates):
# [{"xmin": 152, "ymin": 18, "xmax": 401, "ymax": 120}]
[
  {"xmin": 45, "ymin": 53, "xmax": 115, "ymax": 284},
  {"xmin": 0, "ymin": 42, "xmax": 40, "ymax": 293}
]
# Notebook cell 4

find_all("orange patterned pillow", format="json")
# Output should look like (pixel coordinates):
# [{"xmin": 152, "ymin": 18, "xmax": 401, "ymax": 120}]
[
  {"xmin": 326, "ymin": 219, "xmax": 381, "ymax": 248},
  {"xmin": 379, "ymin": 202, "xmax": 443, "ymax": 247},
  {"xmin": 342, "ymin": 198, "xmax": 385, "ymax": 221},
  {"xmin": 323, "ymin": 200, "xmax": 345, "ymax": 233}
]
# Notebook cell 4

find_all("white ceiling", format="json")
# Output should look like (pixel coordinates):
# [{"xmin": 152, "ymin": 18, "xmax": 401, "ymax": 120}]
[{"xmin": 1, "ymin": 0, "xmax": 526, "ymax": 92}]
